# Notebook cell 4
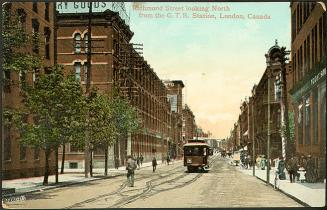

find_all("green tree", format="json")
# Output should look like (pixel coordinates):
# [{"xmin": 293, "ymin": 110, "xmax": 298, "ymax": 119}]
[
  {"xmin": 2, "ymin": 7, "xmax": 42, "ymax": 88},
  {"xmin": 109, "ymin": 95, "xmax": 141, "ymax": 161},
  {"xmin": 14, "ymin": 66, "xmax": 86, "ymax": 185},
  {"xmin": 86, "ymin": 93, "xmax": 118, "ymax": 176}
]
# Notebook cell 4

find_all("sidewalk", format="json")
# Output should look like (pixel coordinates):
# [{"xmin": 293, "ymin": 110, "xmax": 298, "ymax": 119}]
[
  {"xmin": 2, "ymin": 160, "xmax": 169, "ymax": 198},
  {"xmin": 223, "ymin": 156, "xmax": 326, "ymax": 207}
]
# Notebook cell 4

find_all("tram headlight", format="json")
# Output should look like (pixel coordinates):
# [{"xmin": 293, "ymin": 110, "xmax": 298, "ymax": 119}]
[{"xmin": 187, "ymin": 158, "xmax": 192, "ymax": 164}]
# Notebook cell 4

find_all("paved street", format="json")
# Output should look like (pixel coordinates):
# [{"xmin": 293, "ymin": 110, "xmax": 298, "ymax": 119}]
[{"xmin": 4, "ymin": 155, "xmax": 302, "ymax": 208}]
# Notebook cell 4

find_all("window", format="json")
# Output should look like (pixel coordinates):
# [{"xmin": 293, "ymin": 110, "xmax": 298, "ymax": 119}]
[
  {"xmin": 319, "ymin": 17, "xmax": 323, "ymax": 60},
  {"xmin": 34, "ymin": 146, "xmax": 40, "ymax": 160},
  {"xmin": 74, "ymin": 62, "xmax": 81, "ymax": 81},
  {"xmin": 84, "ymin": 62, "xmax": 88, "ymax": 82},
  {"xmin": 4, "ymin": 125, "xmax": 11, "ymax": 161},
  {"xmin": 69, "ymin": 162, "xmax": 78, "ymax": 169},
  {"xmin": 84, "ymin": 33, "xmax": 89, "ymax": 53},
  {"xmin": 19, "ymin": 71, "xmax": 26, "ymax": 90},
  {"xmin": 314, "ymin": 24, "xmax": 318, "ymax": 63},
  {"xmin": 20, "ymin": 144, "xmax": 27, "ymax": 160},
  {"xmin": 298, "ymin": 103, "xmax": 303, "ymax": 144},
  {"xmin": 313, "ymin": 89, "xmax": 318, "ymax": 144},
  {"xmin": 32, "ymin": 2, "xmax": 38, "ymax": 13},
  {"xmin": 45, "ymin": 3, "xmax": 49, "ymax": 21},
  {"xmin": 17, "ymin": 8, "xmax": 27, "ymax": 28},
  {"xmin": 321, "ymin": 91, "xmax": 326, "ymax": 150},
  {"xmin": 32, "ymin": 68, "xmax": 40, "ymax": 83},
  {"xmin": 305, "ymin": 96, "xmax": 311, "ymax": 145},
  {"xmin": 74, "ymin": 33, "xmax": 81, "ymax": 53},
  {"xmin": 32, "ymin": 19, "xmax": 40, "ymax": 54},
  {"xmin": 44, "ymin": 27, "xmax": 51, "ymax": 59}
]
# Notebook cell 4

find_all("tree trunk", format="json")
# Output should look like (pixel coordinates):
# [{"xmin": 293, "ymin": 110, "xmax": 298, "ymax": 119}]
[
  {"xmin": 55, "ymin": 147, "xmax": 59, "ymax": 184},
  {"xmin": 60, "ymin": 143, "xmax": 65, "ymax": 174},
  {"xmin": 90, "ymin": 150, "xmax": 93, "ymax": 177},
  {"xmin": 43, "ymin": 147, "xmax": 50, "ymax": 185},
  {"xmin": 104, "ymin": 146, "xmax": 108, "ymax": 176}
]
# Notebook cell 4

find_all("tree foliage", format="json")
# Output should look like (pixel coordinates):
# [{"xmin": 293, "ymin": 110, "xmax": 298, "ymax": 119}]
[{"xmin": 2, "ymin": 8, "xmax": 42, "ymax": 78}]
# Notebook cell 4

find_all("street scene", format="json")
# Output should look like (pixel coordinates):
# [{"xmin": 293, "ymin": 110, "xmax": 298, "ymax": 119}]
[{"xmin": 1, "ymin": 1, "xmax": 326, "ymax": 209}]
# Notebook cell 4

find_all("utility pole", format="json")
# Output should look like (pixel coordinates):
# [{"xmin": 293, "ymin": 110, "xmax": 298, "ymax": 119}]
[
  {"xmin": 84, "ymin": 1, "xmax": 92, "ymax": 178},
  {"xmin": 252, "ymin": 97, "xmax": 255, "ymax": 177},
  {"xmin": 280, "ymin": 47, "xmax": 291, "ymax": 160},
  {"xmin": 53, "ymin": 3, "xmax": 59, "ymax": 184}
]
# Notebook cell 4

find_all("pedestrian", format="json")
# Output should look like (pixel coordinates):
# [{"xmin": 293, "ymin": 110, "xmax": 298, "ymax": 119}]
[
  {"xmin": 152, "ymin": 156, "xmax": 157, "ymax": 172},
  {"xmin": 115, "ymin": 156, "xmax": 120, "ymax": 169},
  {"xmin": 287, "ymin": 156, "xmax": 298, "ymax": 183},
  {"xmin": 126, "ymin": 155, "xmax": 137, "ymax": 187},
  {"xmin": 166, "ymin": 155, "xmax": 170, "ymax": 165},
  {"xmin": 140, "ymin": 154, "xmax": 144, "ymax": 166},
  {"xmin": 305, "ymin": 155, "xmax": 316, "ymax": 183},
  {"xmin": 136, "ymin": 156, "xmax": 140, "ymax": 169},
  {"xmin": 298, "ymin": 167, "xmax": 306, "ymax": 183},
  {"xmin": 277, "ymin": 156, "xmax": 286, "ymax": 180}
]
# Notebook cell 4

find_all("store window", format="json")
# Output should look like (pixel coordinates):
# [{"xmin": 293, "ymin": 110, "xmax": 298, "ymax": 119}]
[
  {"xmin": 321, "ymin": 90, "xmax": 326, "ymax": 151},
  {"xmin": 298, "ymin": 103, "xmax": 303, "ymax": 144},
  {"xmin": 305, "ymin": 96, "xmax": 311, "ymax": 145},
  {"xmin": 313, "ymin": 89, "xmax": 318, "ymax": 144}
]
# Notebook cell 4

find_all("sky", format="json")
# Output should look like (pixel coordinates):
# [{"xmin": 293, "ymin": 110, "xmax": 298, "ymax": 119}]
[
  {"xmin": 127, "ymin": 2, "xmax": 291, "ymax": 139},
  {"xmin": 57, "ymin": 2, "xmax": 291, "ymax": 139}
]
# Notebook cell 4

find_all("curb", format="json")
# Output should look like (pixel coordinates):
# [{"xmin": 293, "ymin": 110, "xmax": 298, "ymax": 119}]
[{"xmin": 254, "ymin": 176, "xmax": 311, "ymax": 207}]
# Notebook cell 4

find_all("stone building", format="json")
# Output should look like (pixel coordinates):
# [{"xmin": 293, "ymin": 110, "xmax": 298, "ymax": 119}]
[
  {"xmin": 289, "ymin": 2, "xmax": 326, "ymax": 181},
  {"xmin": 3, "ymin": 2, "xmax": 56, "ymax": 179}
]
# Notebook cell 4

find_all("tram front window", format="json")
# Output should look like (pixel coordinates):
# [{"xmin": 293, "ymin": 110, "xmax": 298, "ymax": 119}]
[{"xmin": 184, "ymin": 147, "xmax": 204, "ymax": 156}]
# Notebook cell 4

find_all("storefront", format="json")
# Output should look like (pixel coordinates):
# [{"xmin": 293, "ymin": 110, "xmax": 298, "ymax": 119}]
[{"xmin": 290, "ymin": 65, "xmax": 326, "ymax": 181}]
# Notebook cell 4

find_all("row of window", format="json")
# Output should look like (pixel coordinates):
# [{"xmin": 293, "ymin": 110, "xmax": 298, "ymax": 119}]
[
  {"xmin": 291, "ymin": 2, "xmax": 316, "ymax": 41},
  {"xmin": 292, "ymin": 14, "xmax": 325, "ymax": 85},
  {"xmin": 297, "ymin": 88, "xmax": 325, "ymax": 145}
]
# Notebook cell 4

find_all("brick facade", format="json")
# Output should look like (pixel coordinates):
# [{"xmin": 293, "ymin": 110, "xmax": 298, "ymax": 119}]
[{"xmin": 3, "ymin": 2, "xmax": 56, "ymax": 180}]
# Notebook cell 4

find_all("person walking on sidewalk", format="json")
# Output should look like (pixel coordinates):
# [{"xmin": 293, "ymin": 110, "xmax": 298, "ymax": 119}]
[
  {"xmin": 115, "ymin": 156, "xmax": 119, "ymax": 169},
  {"xmin": 140, "ymin": 154, "xmax": 144, "ymax": 166},
  {"xmin": 136, "ymin": 156, "xmax": 140, "ymax": 169},
  {"xmin": 287, "ymin": 156, "xmax": 298, "ymax": 183},
  {"xmin": 167, "ymin": 155, "xmax": 170, "ymax": 165},
  {"xmin": 277, "ymin": 156, "xmax": 286, "ymax": 180},
  {"xmin": 126, "ymin": 155, "xmax": 137, "ymax": 187},
  {"xmin": 152, "ymin": 157, "xmax": 157, "ymax": 172}
]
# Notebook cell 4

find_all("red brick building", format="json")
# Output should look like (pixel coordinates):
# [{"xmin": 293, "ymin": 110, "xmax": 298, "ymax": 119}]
[
  {"xmin": 3, "ymin": 2, "xmax": 56, "ymax": 179},
  {"xmin": 56, "ymin": 9, "xmax": 177, "ymax": 168},
  {"xmin": 289, "ymin": 2, "xmax": 326, "ymax": 180}
]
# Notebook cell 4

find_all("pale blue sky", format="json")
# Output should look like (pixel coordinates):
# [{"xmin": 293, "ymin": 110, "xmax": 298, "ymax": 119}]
[{"xmin": 57, "ymin": 2, "xmax": 291, "ymax": 138}]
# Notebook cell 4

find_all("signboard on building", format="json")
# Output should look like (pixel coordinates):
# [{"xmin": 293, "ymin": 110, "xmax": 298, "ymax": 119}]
[{"xmin": 56, "ymin": 2, "xmax": 130, "ymax": 25}]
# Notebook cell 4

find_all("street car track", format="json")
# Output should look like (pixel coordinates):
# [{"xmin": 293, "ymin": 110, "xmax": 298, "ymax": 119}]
[
  {"xmin": 64, "ymin": 164, "xmax": 183, "ymax": 209},
  {"xmin": 65, "ymin": 156, "xmax": 217, "ymax": 208},
  {"xmin": 108, "ymin": 157, "xmax": 217, "ymax": 208}
]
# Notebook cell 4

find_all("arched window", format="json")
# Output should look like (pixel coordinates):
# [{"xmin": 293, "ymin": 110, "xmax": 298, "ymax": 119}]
[{"xmin": 74, "ymin": 33, "xmax": 81, "ymax": 53}]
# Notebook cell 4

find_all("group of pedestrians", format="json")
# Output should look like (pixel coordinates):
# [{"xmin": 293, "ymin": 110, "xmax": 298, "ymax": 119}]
[{"xmin": 273, "ymin": 154, "xmax": 318, "ymax": 184}]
